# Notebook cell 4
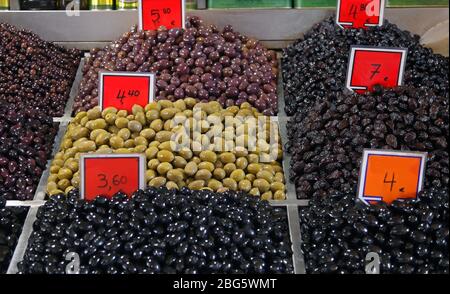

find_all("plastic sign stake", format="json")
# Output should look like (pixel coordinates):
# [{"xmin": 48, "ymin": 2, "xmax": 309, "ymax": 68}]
[
  {"xmin": 337, "ymin": 0, "xmax": 385, "ymax": 29},
  {"xmin": 346, "ymin": 46, "xmax": 407, "ymax": 94},
  {"xmin": 357, "ymin": 149, "xmax": 427, "ymax": 205},
  {"xmin": 80, "ymin": 154, "xmax": 146, "ymax": 201},
  {"xmin": 99, "ymin": 72, "xmax": 155, "ymax": 112},
  {"xmin": 138, "ymin": 0, "xmax": 185, "ymax": 31}
]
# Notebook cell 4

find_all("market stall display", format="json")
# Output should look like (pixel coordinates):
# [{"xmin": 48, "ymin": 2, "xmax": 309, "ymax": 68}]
[
  {"xmin": 46, "ymin": 99, "xmax": 286, "ymax": 200},
  {"xmin": 0, "ymin": 23, "xmax": 81, "ymax": 117},
  {"xmin": 0, "ymin": 103, "xmax": 59, "ymax": 200},
  {"xmin": 74, "ymin": 16, "xmax": 279, "ymax": 116},
  {"xmin": 299, "ymin": 188, "xmax": 449, "ymax": 274},
  {"xmin": 282, "ymin": 17, "xmax": 449, "ymax": 116},
  {"xmin": 0, "ymin": 197, "xmax": 28, "ymax": 273},
  {"xmin": 18, "ymin": 187, "xmax": 293, "ymax": 274},
  {"xmin": 0, "ymin": 2, "xmax": 448, "ymax": 276}
]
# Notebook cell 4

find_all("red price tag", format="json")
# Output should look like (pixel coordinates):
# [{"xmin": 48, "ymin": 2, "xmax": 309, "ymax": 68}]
[
  {"xmin": 138, "ymin": 0, "xmax": 185, "ymax": 31},
  {"xmin": 99, "ymin": 72, "xmax": 155, "ymax": 112},
  {"xmin": 337, "ymin": 0, "xmax": 385, "ymax": 29},
  {"xmin": 357, "ymin": 150, "xmax": 427, "ymax": 205},
  {"xmin": 80, "ymin": 154, "xmax": 146, "ymax": 201},
  {"xmin": 346, "ymin": 46, "xmax": 407, "ymax": 94}
]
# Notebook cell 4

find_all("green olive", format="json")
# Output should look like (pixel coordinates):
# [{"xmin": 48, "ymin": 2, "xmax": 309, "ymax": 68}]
[
  {"xmin": 88, "ymin": 118, "xmax": 107, "ymax": 130},
  {"xmin": 157, "ymin": 150, "xmax": 174, "ymax": 162},
  {"xmin": 195, "ymin": 169, "xmax": 212, "ymax": 181},
  {"xmin": 134, "ymin": 136, "xmax": 148, "ymax": 147},
  {"xmin": 157, "ymin": 162, "xmax": 173, "ymax": 175},
  {"xmin": 223, "ymin": 163, "xmax": 236, "ymax": 176},
  {"xmin": 223, "ymin": 178, "xmax": 237, "ymax": 190},
  {"xmin": 184, "ymin": 162, "xmax": 198, "ymax": 177},
  {"xmin": 109, "ymin": 136, "xmax": 124, "ymax": 149},
  {"xmin": 148, "ymin": 159, "xmax": 160, "ymax": 170},
  {"xmin": 75, "ymin": 140, "xmax": 96, "ymax": 152},
  {"xmin": 166, "ymin": 181, "xmax": 179, "ymax": 190},
  {"xmin": 102, "ymin": 107, "xmax": 117, "ymax": 117},
  {"xmin": 173, "ymin": 99, "xmax": 186, "ymax": 111},
  {"xmin": 124, "ymin": 139, "xmax": 135, "ymax": 148},
  {"xmin": 173, "ymin": 156, "xmax": 187, "ymax": 168},
  {"xmin": 128, "ymin": 120, "xmax": 143, "ymax": 133},
  {"xmin": 58, "ymin": 179, "xmax": 71, "ymax": 190},
  {"xmin": 118, "ymin": 128, "xmax": 131, "ymax": 140},
  {"xmin": 253, "ymin": 178, "xmax": 270, "ymax": 193},
  {"xmin": 198, "ymin": 162, "xmax": 215, "ymax": 172},
  {"xmin": 104, "ymin": 113, "xmax": 117, "ymax": 125},
  {"xmin": 274, "ymin": 190, "xmax": 286, "ymax": 200},
  {"xmin": 87, "ymin": 107, "xmax": 101, "ymax": 120},
  {"xmin": 115, "ymin": 117, "xmax": 129, "ymax": 129},
  {"xmin": 238, "ymin": 179, "xmax": 252, "ymax": 192},
  {"xmin": 132, "ymin": 105, "xmax": 144, "ymax": 115},
  {"xmin": 213, "ymin": 168, "xmax": 226, "ymax": 180},
  {"xmin": 188, "ymin": 180, "xmax": 205, "ymax": 190},
  {"xmin": 270, "ymin": 182, "xmax": 285, "ymax": 193},
  {"xmin": 145, "ymin": 102, "xmax": 160, "ymax": 112},
  {"xmin": 155, "ymin": 131, "xmax": 173, "ymax": 143},
  {"xmin": 167, "ymin": 169, "xmax": 184, "ymax": 182},
  {"xmin": 230, "ymin": 169, "xmax": 245, "ymax": 182},
  {"xmin": 159, "ymin": 100, "xmax": 173, "ymax": 109},
  {"xmin": 257, "ymin": 170, "xmax": 274, "ymax": 182},
  {"xmin": 47, "ymin": 181, "xmax": 58, "ymax": 193},
  {"xmin": 135, "ymin": 112, "xmax": 146, "ymax": 125},
  {"xmin": 146, "ymin": 109, "xmax": 160, "ymax": 121},
  {"xmin": 160, "ymin": 108, "xmax": 177, "ymax": 120},
  {"xmin": 52, "ymin": 159, "xmax": 64, "ymax": 167},
  {"xmin": 70, "ymin": 127, "xmax": 89, "ymax": 141},
  {"xmin": 149, "ymin": 177, "xmax": 167, "ymax": 187},
  {"xmin": 57, "ymin": 168, "xmax": 73, "ymax": 180},
  {"xmin": 150, "ymin": 119, "xmax": 163, "ymax": 132},
  {"xmin": 199, "ymin": 150, "xmax": 217, "ymax": 163},
  {"xmin": 95, "ymin": 132, "xmax": 111, "ymax": 146},
  {"xmin": 236, "ymin": 157, "xmax": 248, "ymax": 170},
  {"xmin": 64, "ymin": 159, "xmax": 79, "ymax": 172},
  {"xmin": 145, "ymin": 146, "xmax": 159, "ymax": 160},
  {"xmin": 261, "ymin": 191, "xmax": 273, "ymax": 201},
  {"xmin": 207, "ymin": 179, "xmax": 223, "ymax": 191},
  {"xmin": 247, "ymin": 163, "xmax": 262, "ymax": 175},
  {"xmin": 179, "ymin": 148, "xmax": 193, "ymax": 160},
  {"xmin": 219, "ymin": 152, "xmax": 236, "ymax": 164},
  {"xmin": 140, "ymin": 128, "xmax": 156, "ymax": 140},
  {"xmin": 61, "ymin": 138, "xmax": 73, "ymax": 149}
]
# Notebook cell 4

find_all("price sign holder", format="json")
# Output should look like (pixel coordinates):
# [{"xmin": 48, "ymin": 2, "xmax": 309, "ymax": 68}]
[
  {"xmin": 138, "ymin": 0, "xmax": 185, "ymax": 31},
  {"xmin": 80, "ymin": 154, "xmax": 146, "ymax": 201},
  {"xmin": 99, "ymin": 72, "xmax": 155, "ymax": 112},
  {"xmin": 337, "ymin": 0, "xmax": 385, "ymax": 29},
  {"xmin": 357, "ymin": 149, "xmax": 427, "ymax": 205},
  {"xmin": 346, "ymin": 46, "xmax": 408, "ymax": 94}
]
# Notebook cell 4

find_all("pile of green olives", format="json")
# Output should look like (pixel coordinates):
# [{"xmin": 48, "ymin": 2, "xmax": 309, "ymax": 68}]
[{"xmin": 47, "ymin": 98, "xmax": 286, "ymax": 200}]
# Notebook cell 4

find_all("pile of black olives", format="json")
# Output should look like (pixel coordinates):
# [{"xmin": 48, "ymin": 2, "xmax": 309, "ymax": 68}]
[
  {"xmin": 0, "ymin": 23, "xmax": 81, "ymax": 117},
  {"xmin": 0, "ymin": 103, "xmax": 59, "ymax": 200},
  {"xmin": 287, "ymin": 86, "xmax": 449, "ymax": 199},
  {"xmin": 282, "ymin": 17, "xmax": 449, "ymax": 116},
  {"xmin": 299, "ymin": 188, "xmax": 449, "ymax": 274},
  {"xmin": 74, "ymin": 16, "xmax": 279, "ymax": 115},
  {"xmin": 0, "ymin": 197, "xmax": 29, "ymax": 273},
  {"xmin": 18, "ymin": 187, "xmax": 293, "ymax": 274}
]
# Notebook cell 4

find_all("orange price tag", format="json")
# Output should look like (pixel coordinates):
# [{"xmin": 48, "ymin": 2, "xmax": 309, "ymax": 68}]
[
  {"xmin": 357, "ymin": 149, "xmax": 427, "ymax": 205},
  {"xmin": 80, "ymin": 154, "xmax": 146, "ymax": 201}
]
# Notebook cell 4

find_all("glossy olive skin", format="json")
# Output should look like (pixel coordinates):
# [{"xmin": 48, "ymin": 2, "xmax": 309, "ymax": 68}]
[
  {"xmin": 18, "ymin": 187, "xmax": 293, "ymax": 274},
  {"xmin": 287, "ymin": 86, "xmax": 449, "ymax": 200},
  {"xmin": 282, "ymin": 17, "xmax": 449, "ymax": 116},
  {"xmin": 0, "ymin": 103, "xmax": 58, "ymax": 200},
  {"xmin": 299, "ymin": 188, "xmax": 449, "ymax": 274},
  {"xmin": 74, "ymin": 16, "xmax": 278, "ymax": 116},
  {"xmin": 0, "ymin": 23, "xmax": 81, "ymax": 117},
  {"xmin": 0, "ymin": 201, "xmax": 29, "ymax": 273}
]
